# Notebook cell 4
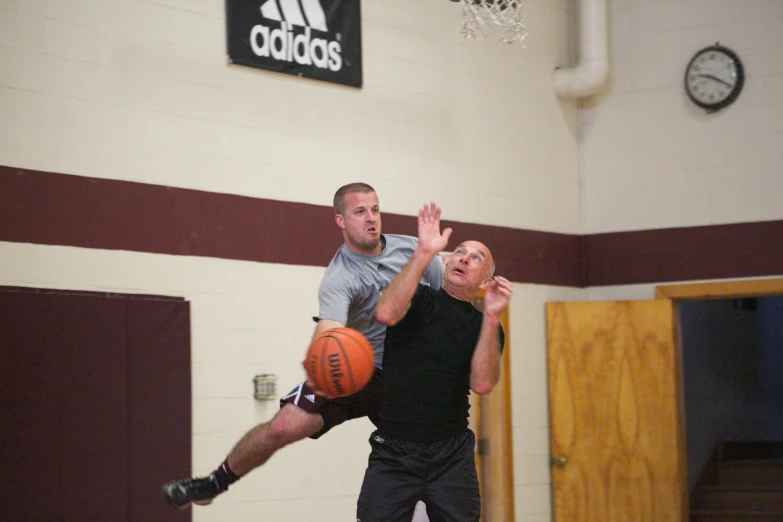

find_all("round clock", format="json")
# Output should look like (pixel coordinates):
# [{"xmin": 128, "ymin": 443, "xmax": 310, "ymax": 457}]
[{"xmin": 684, "ymin": 44, "xmax": 744, "ymax": 112}]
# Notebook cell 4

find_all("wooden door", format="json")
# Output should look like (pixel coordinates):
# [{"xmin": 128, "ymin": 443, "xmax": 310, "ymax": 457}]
[
  {"xmin": 546, "ymin": 300, "xmax": 686, "ymax": 522},
  {"xmin": 473, "ymin": 292, "xmax": 514, "ymax": 522}
]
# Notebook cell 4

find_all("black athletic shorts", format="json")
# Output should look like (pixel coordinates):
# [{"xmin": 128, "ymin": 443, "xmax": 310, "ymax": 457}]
[
  {"xmin": 356, "ymin": 429, "xmax": 480, "ymax": 522},
  {"xmin": 278, "ymin": 369, "xmax": 383, "ymax": 439}
]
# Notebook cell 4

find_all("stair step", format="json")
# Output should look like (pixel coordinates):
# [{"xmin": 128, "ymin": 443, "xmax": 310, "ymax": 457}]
[
  {"xmin": 691, "ymin": 510, "xmax": 783, "ymax": 522},
  {"xmin": 718, "ymin": 460, "xmax": 783, "ymax": 486},
  {"xmin": 695, "ymin": 486, "xmax": 783, "ymax": 510},
  {"xmin": 719, "ymin": 442, "xmax": 783, "ymax": 461}
]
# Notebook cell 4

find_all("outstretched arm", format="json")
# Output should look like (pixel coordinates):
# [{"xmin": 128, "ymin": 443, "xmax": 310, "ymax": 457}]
[
  {"xmin": 375, "ymin": 203, "xmax": 452, "ymax": 326},
  {"xmin": 470, "ymin": 276, "xmax": 513, "ymax": 395}
]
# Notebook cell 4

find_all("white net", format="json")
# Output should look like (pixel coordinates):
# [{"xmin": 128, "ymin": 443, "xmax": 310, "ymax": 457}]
[{"xmin": 458, "ymin": 0, "xmax": 529, "ymax": 44}]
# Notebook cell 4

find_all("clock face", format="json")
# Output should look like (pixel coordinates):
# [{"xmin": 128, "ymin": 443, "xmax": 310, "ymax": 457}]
[{"xmin": 685, "ymin": 45, "xmax": 744, "ymax": 111}]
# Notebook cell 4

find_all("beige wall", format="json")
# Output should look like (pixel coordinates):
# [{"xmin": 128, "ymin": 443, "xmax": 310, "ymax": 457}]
[
  {"xmin": 0, "ymin": 0, "xmax": 578, "ymax": 520},
  {"xmin": 581, "ymin": 0, "xmax": 783, "ymax": 234},
  {"xmin": 0, "ymin": 0, "xmax": 579, "ymax": 232},
  {"xmin": 509, "ymin": 284, "xmax": 585, "ymax": 520}
]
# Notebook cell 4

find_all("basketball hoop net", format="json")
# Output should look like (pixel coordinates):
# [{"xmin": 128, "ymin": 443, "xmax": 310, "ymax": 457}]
[{"xmin": 457, "ymin": 0, "xmax": 528, "ymax": 44}]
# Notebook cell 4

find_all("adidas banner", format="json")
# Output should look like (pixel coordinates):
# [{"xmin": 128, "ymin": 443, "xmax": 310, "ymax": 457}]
[{"xmin": 227, "ymin": 0, "xmax": 362, "ymax": 88}]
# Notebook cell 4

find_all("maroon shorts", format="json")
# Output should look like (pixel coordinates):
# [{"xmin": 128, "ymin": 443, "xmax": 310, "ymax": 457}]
[{"xmin": 279, "ymin": 369, "xmax": 383, "ymax": 439}]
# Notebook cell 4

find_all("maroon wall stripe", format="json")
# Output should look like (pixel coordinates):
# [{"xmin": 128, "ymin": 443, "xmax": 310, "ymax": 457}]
[
  {"xmin": 585, "ymin": 221, "xmax": 783, "ymax": 286},
  {"xmin": 0, "ymin": 166, "xmax": 340, "ymax": 268},
  {"xmin": 380, "ymin": 215, "xmax": 583, "ymax": 287},
  {"xmin": 3, "ymin": 166, "xmax": 781, "ymax": 287},
  {"xmin": 0, "ymin": 166, "xmax": 582, "ymax": 286}
]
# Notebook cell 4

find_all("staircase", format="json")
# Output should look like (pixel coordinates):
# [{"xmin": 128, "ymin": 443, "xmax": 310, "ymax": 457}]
[{"xmin": 691, "ymin": 442, "xmax": 783, "ymax": 522}]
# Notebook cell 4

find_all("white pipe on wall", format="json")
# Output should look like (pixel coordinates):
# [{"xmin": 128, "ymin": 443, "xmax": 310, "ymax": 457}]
[{"xmin": 553, "ymin": 0, "xmax": 609, "ymax": 98}]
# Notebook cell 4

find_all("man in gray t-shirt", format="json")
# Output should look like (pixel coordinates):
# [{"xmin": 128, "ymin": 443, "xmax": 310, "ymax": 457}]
[
  {"xmin": 319, "ymin": 233, "xmax": 443, "ymax": 368},
  {"xmin": 164, "ymin": 183, "xmax": 443, "ymax": 509}
]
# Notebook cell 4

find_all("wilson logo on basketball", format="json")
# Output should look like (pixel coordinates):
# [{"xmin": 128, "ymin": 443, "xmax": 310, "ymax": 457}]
[
  {"xmin": 327, "ymin": 352, "xmax": 345, "ymax": 396},
  {"xmin": 250, "ymin": 0, "xmax": 342, "ymax": 71}
]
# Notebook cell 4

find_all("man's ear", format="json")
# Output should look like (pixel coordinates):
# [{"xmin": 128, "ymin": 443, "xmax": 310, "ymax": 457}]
[
  {"xmin": 478, "ymin": 276, "xmax": 492, "ymax": 290},
  {"xmin": 335, "ymin": 213, "xmax": 345, "ymax": 230}
]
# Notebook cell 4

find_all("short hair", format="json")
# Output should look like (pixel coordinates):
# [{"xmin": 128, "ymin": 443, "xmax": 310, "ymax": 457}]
[
  {"xmin": 487, "ymin": 261, "xmax": 496, "ymax": 279},
  {"xmin": 333, "ymin": 183, "xmax": 376, "ymax": 214}
]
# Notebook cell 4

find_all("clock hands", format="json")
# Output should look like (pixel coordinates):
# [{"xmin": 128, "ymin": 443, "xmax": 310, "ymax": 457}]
[{"xmin": 697, "ymin": 73, "xmax": 733, "ymax": 88}]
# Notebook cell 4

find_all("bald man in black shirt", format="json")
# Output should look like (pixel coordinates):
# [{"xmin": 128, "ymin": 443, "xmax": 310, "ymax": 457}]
[{"xmin": 357, "ymin": 203, "xmax": 513, "ymax": 522}]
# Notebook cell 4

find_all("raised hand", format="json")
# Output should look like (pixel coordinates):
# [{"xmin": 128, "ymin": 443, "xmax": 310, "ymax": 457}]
[
  {"xmin": 417, "ymin": 202, "xmax": 452, "ymax": 255},
  {"xmin": 483, "ymin": 276, "xmax": 513, "ymax": 321}
]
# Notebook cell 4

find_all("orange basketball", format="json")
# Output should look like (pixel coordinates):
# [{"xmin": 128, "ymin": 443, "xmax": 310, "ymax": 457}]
[{"xmin": 305, "ymin": 327, "xmax": 375, "ymax": 398}]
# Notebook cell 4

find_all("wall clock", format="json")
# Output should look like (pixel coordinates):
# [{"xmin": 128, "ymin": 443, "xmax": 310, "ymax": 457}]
[{"xmin": 684, "ymin": 43, "xmax": 744, "ymax": 113}]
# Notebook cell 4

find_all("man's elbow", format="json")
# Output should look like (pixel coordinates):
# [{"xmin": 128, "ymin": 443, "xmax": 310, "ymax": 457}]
[
  {"xmin": 375, "ymin": 307, "xmax": 398, "ymax": 326},
  {"xmin": 471, "ymin": 378, "xmax": 498, "ymax": 395}
]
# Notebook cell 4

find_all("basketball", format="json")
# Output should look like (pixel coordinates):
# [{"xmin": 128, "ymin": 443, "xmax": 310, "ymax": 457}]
[{"xmin": 305, "ymin": 327, "xmax": 375, "ymax": 398}]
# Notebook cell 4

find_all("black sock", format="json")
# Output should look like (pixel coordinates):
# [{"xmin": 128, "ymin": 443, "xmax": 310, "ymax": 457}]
[{"xmin": 214, "ymin": 459, "xmax": 240, "ymax": 490}]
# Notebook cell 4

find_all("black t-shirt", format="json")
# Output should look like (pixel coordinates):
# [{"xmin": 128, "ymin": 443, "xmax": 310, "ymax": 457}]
[{"xmin": 379, "ymin": 285, "xmax": 504, "ymax": 442}]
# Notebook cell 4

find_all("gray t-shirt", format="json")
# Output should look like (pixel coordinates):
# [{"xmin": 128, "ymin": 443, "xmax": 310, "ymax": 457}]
[{"xmin": 318, "ymin": 234, "xmax": 444, "ymax": 369}]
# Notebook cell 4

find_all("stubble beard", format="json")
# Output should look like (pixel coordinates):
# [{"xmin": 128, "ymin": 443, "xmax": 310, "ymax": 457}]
[{"xmin": 348, "ymin": 231, "xmax": 380, "ymax": 254}]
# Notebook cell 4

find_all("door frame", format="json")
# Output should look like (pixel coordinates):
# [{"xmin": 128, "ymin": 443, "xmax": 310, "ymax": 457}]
[
  {"xmin": 655, "ymin": 278, "xmax": 783, "ymax": 301},
  {"xmin": 654, "ymin": 277, "xmax": 783, "ymax": 518}
]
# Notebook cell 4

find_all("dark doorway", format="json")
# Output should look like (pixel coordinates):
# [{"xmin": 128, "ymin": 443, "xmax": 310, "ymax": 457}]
[
  {"xmin": 680, "ymin": 296, "xmax": 783, "ymax": 490},
  {"xmin": 0, "ymin": 287, "xmax": 192, "ymax": 521}
]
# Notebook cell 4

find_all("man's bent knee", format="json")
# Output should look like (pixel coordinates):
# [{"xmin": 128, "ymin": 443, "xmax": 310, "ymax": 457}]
[{"xmin": 266, "ymin": 404, "xmax": 324, "ymax": 446}]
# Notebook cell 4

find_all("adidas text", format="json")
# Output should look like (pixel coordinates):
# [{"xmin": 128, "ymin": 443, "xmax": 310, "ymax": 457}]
[{"xmin": 250, "ymin": 23, "xmax": 342, "ymax": 71}]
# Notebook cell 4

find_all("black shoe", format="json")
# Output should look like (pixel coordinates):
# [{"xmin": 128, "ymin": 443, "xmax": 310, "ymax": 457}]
[{"xmin": 162, "ymin": 472, "xmax": 223, "ymax": 509}]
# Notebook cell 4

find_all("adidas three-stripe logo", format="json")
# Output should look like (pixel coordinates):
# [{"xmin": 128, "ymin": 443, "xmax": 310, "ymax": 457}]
[
  {"xmin": 251, "ymin": 0, "xmax": 343, "ymax": 71},
  {"xmin": 260, "ymin": 0, "xmax": 328, "ymax": 32}
]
